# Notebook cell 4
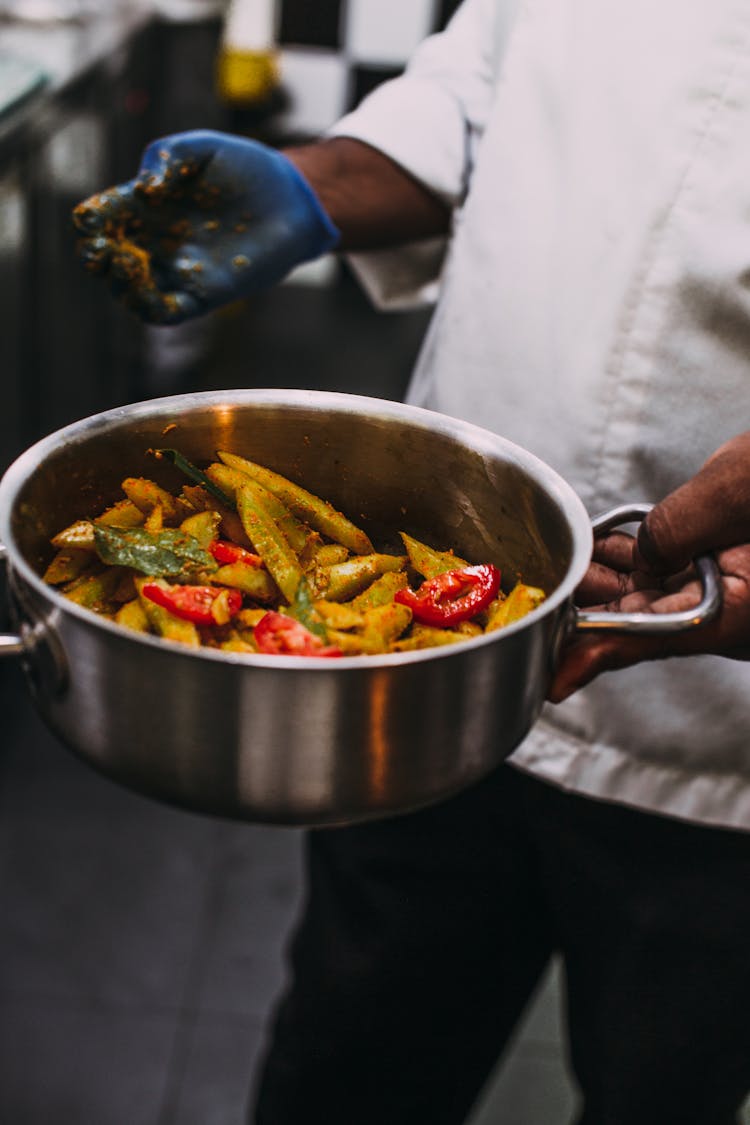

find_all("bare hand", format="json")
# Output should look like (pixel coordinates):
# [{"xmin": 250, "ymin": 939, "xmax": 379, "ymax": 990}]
[{"xmin": 550, "ymin": 432, "xmax": 750, "ymax": 702}]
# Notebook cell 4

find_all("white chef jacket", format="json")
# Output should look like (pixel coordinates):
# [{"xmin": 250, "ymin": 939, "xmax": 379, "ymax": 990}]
[{"xmin": 329, "ymin": 0, "xmax": 750, "ymax": 831}]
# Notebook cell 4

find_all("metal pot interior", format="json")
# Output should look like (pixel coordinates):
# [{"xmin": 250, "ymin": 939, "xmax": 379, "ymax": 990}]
[{"xmin": 6, "ymin": 390, "xmax": 584, "ymax": 604}]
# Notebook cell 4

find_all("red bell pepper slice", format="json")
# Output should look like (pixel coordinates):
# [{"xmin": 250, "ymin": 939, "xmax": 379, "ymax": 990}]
[
  {"xmin": 394, "ymin": 563, "xmax": 501, "ymax": 627},
  {"xmin": 254, "ymin": 611, "xmax": 343, "ymax": 657},
  {"xmin": 209, "ymin": 539, "xmax": 263, "ymax": 567},
  {"xmin": 142, "ymin": 582, "xmax": 242, "ymax": 625}
]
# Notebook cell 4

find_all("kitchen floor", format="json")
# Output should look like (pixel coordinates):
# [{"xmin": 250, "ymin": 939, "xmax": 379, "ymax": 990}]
[
  {"xmin": 0, "ymin": 663, "xmax": 577, "ymax": 1125},
  {"xmin": 0, "ymin": 266, "xmax": 581, "ymax": 1124}
]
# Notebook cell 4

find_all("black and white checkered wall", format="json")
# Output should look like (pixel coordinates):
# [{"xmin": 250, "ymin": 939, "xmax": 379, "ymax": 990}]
[{"xmin": 272, "ymin": 0, "xmax": 462, "ymax": 138}]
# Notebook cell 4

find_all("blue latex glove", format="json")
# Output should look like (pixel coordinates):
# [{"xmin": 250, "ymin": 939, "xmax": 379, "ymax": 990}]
[{"xmin": 72, "ymin": 130, "xmax": 340, "ymax": 325}]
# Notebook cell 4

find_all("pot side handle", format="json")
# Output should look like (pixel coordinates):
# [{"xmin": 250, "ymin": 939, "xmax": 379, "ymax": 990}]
[
  {"xmin": 0, "ymin": 543, "xmax": 23, "ymax": 657},
  {"xmin": 0, "ymin": 633, "xmax": 24, "ymax": 657},
  {"xmin": 574, "ymin": 504, "xmax": 722, "ymax": 635}
]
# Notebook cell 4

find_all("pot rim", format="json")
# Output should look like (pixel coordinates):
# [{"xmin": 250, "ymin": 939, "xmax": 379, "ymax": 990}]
[{"xmin": 0, "ymin": 388, "xmax": 594, "ymax": 669}]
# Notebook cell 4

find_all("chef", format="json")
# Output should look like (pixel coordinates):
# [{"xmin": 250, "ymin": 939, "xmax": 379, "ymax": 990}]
[{"xmin": 74, "ymin": 1, "xmax": 750, "ymax": 1121}]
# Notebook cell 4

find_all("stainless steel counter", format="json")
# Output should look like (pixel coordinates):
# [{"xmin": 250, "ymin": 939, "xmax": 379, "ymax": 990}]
[{"xmin": 0, "ymin": 3, "xmax": 153, "ymax": 143}]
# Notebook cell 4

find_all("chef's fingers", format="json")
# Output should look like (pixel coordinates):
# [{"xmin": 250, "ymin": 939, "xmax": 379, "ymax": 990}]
[
  {"xmin": 574, "ymin": 562, "xmax": 659, "ymax": 605},
  {"xmin": 574, "ymin": 531, "xmax": 644, "ymax": 600},
  {"xmin": 76, "ymin": 234, "xmax": 113, "ymax": 275},
  {"xmin": 551, "ymin": 544, "xmax": 750, "ymax": 700},
  {"xmin": 123, "ymin": 285, "xmax": 202, "ymax": 326},
  {"xmin": 636, "ymin": 431, "xmax": 750, "ymax": 574},
  {"xmin": 575, "ymin": 532, "xmax": 658, "ymax": 606},
  {"xmin": 109, "ymin": 246, "xmax": 152, "ymax": 288},
  {"xmin": 135, "ymin": 132, "xmax": 215, "ymax": 194},
  {"xmin": 591, "ymin": 530, "xmax": 637, "ymax": 569},
  {"xmin": 105, "ymin": 235, "xmax": 206, "ymax": 323},
  {"xmin": 72, "ymin": 180, "xmax": 140, "ymax": 234}
]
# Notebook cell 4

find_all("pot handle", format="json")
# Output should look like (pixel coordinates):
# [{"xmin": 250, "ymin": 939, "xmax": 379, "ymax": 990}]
[
  {"xmin": 0, "ymin": 543, "xmax": 23, "ymax": 657},
  {"xmin": 0, "ymin": 633, "xmax": 25, "ymax": 657},
  {"xmin": 574, "ymin": 504, "xmax": 722, "ymax": 634}
]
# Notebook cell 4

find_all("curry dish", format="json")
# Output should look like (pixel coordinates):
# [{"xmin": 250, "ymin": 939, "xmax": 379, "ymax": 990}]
[{"xmin": 42, "ymin": 448, "xmax": 545, "ymax": 656}]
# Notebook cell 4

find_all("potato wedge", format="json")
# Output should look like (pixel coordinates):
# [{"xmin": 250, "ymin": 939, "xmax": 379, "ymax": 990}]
[
  {"xmin": 134, "ymin": 576, "xmax": 200, "ymax": 646},
  {"xmin": 316, "ymin": 554, "xmax": 407, "ymax": 602},
  {"xmin": 485, "ymin": 583, "xmax": 546, "ymax": 632},
  {"xmin": 206, "ymin": 463, "xmax": 311, "ymax": 555},
  {"xmin": 218, "ymin": 450, "xmax": 374, "ymax": 555},
  {"xmin": 122, "ymin": 477, "xmax": 187, "ymax": 524},
  {"xmin": 236, "ymin": 485, "xmax": 303, "ymax": 603},
  {"xmin": 44, "ymin": 547, "xmax": 95, "ymax": 585},
  {"xmin": 213, "ymin": 562, "xmax": 278, "ymax": 603},
  {"xmin": 400, "ymin": 532, "xmax": 468, "ymax": 578}
]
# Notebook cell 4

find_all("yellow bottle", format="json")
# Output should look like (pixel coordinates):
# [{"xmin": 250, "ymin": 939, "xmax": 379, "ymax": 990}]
[{"xmin": 216, "ymin": 0, "xmax": 281, "ymax": 105}]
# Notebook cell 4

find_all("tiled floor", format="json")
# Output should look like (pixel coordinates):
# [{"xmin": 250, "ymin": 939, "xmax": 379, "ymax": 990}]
[{"xmin": 0, "ymin": 269, "xmax": 579, "ymax": 1124}]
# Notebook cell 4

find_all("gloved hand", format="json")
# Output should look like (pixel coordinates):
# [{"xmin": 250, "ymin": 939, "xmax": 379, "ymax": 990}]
[{"xmin": 72, "ymin": 130, "xmax": 340, "ymax": 325}]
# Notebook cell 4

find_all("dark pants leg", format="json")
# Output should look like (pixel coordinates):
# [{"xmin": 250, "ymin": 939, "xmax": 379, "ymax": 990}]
[
  {"xmin": 252, "ymin": 764, "xmax": 750, "ymax": 1125},
  {"xmin": 253, "ymin": 766, "xmax": 555, "ymax": 1125},
  {"xmin": 528, "ymin": 776, "xmax": 750, "ymax": 1125}
]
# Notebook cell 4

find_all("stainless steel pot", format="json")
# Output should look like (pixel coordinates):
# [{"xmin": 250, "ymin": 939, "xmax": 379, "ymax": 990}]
[{"xmin": 0, "ymin": 390, "xmax": 721, "ymax": 826}]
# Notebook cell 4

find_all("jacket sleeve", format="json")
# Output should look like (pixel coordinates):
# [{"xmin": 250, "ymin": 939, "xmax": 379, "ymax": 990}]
[{"xmin": 327, "ymin": 0, "xmax": 517, "ymax": 308}]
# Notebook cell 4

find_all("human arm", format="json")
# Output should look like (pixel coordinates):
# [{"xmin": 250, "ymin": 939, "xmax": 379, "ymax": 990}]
[
  {"xmin": 549, "ymin": 432, "xmax": 750, "ymax": 702},
  {"xmin": 72, "ymin": 130, "xmax": 450, "ymax": 325},
  {"xmin": 72, "ymin": 0, "xmax": 506, "ymax": 322},
  {"xmin": 284, "ymin": 138, "xmax": 450, "ymax": 251}
]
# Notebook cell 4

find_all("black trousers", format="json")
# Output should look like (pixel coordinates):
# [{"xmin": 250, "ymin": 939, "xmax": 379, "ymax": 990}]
[{"xmin": 252, "ymin": 764, "xmax": 750, "ymax": 1125}]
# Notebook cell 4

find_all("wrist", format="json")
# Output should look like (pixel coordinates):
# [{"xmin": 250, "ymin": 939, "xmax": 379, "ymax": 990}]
[
  {"xmin": 284, "ymin": 137, "xmax": 450, "ymax": 252},
  {"xmin": 279, "ymin": 147, "xmax": 341, "ymax": 255}
]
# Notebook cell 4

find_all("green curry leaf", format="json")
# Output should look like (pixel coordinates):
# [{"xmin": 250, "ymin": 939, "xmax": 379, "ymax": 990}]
[
  {"xmin": 153, "ymin": 448, "xmax": 235, "ymax": 510},
  {"xmin": 93, "ymin": 525, "xmax": 217, "ymax": 577},
  {"xmin": 289, "ymin": 575, "xmax": 329, "ymax": 641}
]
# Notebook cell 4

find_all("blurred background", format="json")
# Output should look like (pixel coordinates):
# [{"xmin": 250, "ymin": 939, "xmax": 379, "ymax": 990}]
[{"xmin": 0, "ymin": 1, "xmax": 578, "ymax": 1121}]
